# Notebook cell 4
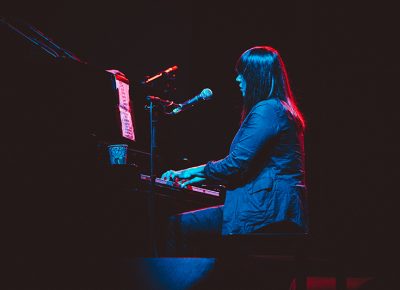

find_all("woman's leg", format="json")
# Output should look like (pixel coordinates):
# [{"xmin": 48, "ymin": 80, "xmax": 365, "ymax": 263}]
[{"xmin": 165, "ymin": 205, "xmax": 223, "ymax": 256}]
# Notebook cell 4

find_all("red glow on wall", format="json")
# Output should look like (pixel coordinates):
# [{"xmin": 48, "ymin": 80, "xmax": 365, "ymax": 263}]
[{"xmin": 290, "ymin": 277, "xmax": 373, "ymax": 290}]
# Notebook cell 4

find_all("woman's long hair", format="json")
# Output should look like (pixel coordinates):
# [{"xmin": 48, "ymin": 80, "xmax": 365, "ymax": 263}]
[{"xmin": 235, "ymin": 46, "xmax": 305, "ymax": 131}]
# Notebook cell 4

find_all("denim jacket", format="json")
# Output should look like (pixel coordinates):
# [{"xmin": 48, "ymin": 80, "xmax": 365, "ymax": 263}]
[{"xmin": 204, "ymin": 98, "xmax": 308, "ymax": 235}]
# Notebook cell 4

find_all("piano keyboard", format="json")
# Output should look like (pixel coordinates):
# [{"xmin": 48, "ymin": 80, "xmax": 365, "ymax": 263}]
[{"xmin": 140, "ymin": 174, "xmax": 221, "ymax": 197}]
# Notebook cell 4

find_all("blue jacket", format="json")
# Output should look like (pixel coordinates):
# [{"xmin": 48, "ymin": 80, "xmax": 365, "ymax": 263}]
[{"xmin": 204, "ymin": 98, "xmax": 308, "ymax": 235}]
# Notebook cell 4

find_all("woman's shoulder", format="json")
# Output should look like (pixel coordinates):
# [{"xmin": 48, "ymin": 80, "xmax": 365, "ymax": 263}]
[{"xmin": 252, "ymin": 98, "xmax": 284, "ymax": 115}]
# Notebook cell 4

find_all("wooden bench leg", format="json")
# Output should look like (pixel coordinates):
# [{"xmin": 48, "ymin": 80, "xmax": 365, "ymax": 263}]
[
  {"xmin": 296, "ymin": 272, "xmax": 307, "ymax": 290},
  {"xmin": 336, "ymin": 274, "xmax": 347, "ymax": 290},
  {"xmin": 295, "ymin": 252, "xmax": 307, "ymax": 290},
  {"xmin": 336, "ymin": 258, "xmax": 347, "ymax": 290}
]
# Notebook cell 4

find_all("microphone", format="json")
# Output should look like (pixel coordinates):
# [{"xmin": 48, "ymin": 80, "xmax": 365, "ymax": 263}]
[
  {"xmin": 172, "ymin": 88, "xmax": 213, "ymax": 115},
  {"xmin": 142, "ymin": 65, "xmax": 178, "ymax": 85},
  {"xmin": 146, "ymin": 95, "xmax": 176, "ymax": 106}
]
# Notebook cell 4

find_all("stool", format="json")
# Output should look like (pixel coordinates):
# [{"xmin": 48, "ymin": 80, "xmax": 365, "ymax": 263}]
[
  {"xmin": 219, "ymin": 233, "xmax": 353, "ymax": 290},
  {"xmin": 219, "ymin": 232, "xmax": 310, "ymax": 290}
]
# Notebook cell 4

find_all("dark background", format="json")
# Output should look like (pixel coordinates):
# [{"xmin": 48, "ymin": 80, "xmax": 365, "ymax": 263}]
[{"xmin": 2, "ymin": 0, "xmax": 399, "ymax": 287}]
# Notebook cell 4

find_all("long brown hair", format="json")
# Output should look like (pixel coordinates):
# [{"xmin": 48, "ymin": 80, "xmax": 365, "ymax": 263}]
[{"xmin": 235, "ymin": 46, "xmax": 305, "ymax": 131}]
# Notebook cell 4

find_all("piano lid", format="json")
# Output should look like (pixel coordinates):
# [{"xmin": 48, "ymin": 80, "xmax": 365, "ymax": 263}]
[{"xmin": 1, "ymin": 17, "xmax": 136, "ymax": 146}]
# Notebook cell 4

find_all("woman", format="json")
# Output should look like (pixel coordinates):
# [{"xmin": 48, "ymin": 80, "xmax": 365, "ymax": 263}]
[{"xmin": 161, "ymin": 46, "xmax": 308, "ymax": 256}]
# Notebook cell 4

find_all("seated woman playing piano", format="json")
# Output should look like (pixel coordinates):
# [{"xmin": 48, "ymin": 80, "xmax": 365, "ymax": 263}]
[{"xmin": 161, "ymin": 46, "xmax": 308, "ymax": 256}]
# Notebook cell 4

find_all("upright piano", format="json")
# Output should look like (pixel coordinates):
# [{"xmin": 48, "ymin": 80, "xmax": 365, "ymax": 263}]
[{"xmin": 1, "ymin": 18, "xmax": 223, "ymax": 263}]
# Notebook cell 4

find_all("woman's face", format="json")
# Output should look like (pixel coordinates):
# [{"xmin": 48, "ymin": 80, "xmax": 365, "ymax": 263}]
[{"xmin": 236, "ymin": 74, "xmax": 246, "ymax": 97}]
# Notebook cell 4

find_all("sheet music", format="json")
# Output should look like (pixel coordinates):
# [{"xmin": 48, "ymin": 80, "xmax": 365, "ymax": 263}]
[{"xmin": 107, "ymin": 70, "xmax": 135, "ymax": 141}]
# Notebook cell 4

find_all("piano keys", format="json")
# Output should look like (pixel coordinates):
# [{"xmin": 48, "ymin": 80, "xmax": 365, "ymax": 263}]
[
  {"xmin": 138, "ymin": 174, "xmax": 224, "ymax": 209},
  {"xmin": 140, "ymin": 174, "xmax": 222, "ymax": 197}
]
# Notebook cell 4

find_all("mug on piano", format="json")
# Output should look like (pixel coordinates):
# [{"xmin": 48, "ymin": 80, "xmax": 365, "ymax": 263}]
[{"xmin": 107, "ymin": 144, "xmax": 128, "ymax": 165}]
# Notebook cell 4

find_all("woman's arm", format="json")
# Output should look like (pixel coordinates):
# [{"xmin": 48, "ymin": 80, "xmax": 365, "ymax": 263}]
[
  {"xmin": 161, "ymin": 101, "xmax": 282, "ymax": 187},
  {"xmin": 204, "ymin": 102, "xmax": 282, "ymax": 184}
]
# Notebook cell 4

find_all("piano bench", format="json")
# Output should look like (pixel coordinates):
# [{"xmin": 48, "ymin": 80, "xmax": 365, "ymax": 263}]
[
  {"xmin": 218, "ymin": 233, "xmax": 348, "ymax": 290},
  {"xmin": 219, "ymin": 233, "xmax": 310, "ymax": 290}
]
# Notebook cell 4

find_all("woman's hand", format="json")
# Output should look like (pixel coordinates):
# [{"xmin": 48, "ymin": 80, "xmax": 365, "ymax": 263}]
[
  {"xmin": 161, "ymin": 165, "xmax": 206, "ymax": 188},
  {"xmin": 179, "ymin": 176, "xmax": 206, "ymax": 188},
  {"xmin": 161, "ymin": 169, "xmax": 192, "ymax": 181}
]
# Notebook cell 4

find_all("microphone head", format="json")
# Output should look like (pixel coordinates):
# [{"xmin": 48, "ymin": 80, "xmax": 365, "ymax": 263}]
[
  {"xmin": 200, "ymin": 88, "xmax": 213, "ymax": 100},
  {"xmin": 165, "ymin": 65, "xmax": 178, "ymax": 73}
]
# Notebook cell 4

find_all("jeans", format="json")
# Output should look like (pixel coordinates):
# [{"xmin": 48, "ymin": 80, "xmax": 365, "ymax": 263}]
[
  {"xmin": 164, "ymin": 204, "xmax": 304, "ymax": 257},
  {"xmin": 165, "ymin": 205, "xmax": 223, "ymax": 257}
]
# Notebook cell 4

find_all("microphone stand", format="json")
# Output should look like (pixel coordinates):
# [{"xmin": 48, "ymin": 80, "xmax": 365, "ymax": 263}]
[
  {"xmin": 148, "ymin": 99, "xmax": 158, "ymax": 257},
  {"xmin": 145, "ymin": 95, "xmax": 178, "ymax": 257},
  {"xmin": 142, "ymin": 66, "xmax": 178, "ymax": 257}
]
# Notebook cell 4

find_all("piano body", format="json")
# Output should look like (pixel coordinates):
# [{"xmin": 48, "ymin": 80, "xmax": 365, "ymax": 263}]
[{"xmin": 1, "ymin": 18, "xmax": 223, "ymax": 268}]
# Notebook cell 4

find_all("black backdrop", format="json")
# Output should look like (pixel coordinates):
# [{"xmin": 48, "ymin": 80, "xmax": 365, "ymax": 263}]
[{"xmin": 3, "ymin": 0, "xmax": 399, "ymax": 284}]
